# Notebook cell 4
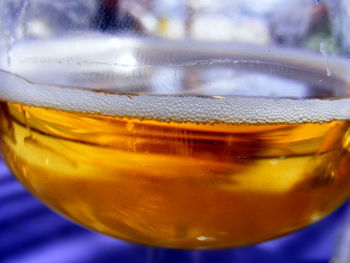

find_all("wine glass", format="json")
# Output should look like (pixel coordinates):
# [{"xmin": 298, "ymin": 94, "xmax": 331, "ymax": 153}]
[{"xmin": 1, "ymin": 0, "xmax": 350, "ymax": 262}]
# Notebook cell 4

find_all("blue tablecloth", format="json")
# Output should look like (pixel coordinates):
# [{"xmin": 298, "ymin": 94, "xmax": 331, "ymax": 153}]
[{"xmin": 1, "ymin": 161, "xmax": 348, "ymax": 263}]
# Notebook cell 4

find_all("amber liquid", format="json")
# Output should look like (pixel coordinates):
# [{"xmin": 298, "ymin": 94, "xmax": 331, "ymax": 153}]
[{"xmin": 1, "ymin": 101, "xmax": 350, "ymax": 249}]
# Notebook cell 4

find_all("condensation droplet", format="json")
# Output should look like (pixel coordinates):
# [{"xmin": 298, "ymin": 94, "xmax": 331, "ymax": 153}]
[
  {"xmin": 320, "ymin": 41, "xmax": 332, "ymax": 77},
  {"xmin": 126, "ymin": 121, "xmax": 135, "ymax": 132},
  {"xmin": 310, "ymin": 212, "xmax": 323, "ymax": 223},
  {"xmin": 270, "ymin": 159, "xmax": 279, "ymax": 166},
  {"xmin": 196, "ymin": 236, "xmax": 216, "ymax": 241}
]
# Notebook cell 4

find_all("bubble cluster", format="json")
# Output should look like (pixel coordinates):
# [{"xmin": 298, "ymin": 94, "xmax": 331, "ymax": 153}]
[{"xmin": 1, "ymin": 68, "xmax": 350, "ymax": 124}]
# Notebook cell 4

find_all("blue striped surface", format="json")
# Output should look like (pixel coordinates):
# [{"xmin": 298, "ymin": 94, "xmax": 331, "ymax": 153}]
[{"xmin": 0, "ymin": 161, "xmax": 348, "ymax": 263}]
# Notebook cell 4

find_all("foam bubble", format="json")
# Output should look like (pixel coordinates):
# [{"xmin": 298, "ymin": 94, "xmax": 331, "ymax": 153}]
[{"xmin": 1, "ymin": 69, "xmax": 350, "ymax": 124}]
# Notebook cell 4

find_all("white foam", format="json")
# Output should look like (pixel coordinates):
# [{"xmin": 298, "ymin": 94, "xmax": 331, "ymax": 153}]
[
  {"xmin": 1, "ymin": 69, "xmax": 350, "ymax": 124},
  {"xmin": 1, "ymin": 36, "xmax": 350, "ymax": 124}
]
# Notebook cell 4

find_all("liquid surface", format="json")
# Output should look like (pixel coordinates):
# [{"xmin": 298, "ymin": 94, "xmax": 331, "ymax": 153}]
[
  {"xmin": 2, "ymin": 37, "xmax": 350, "ymax": 125},
  {"xmin": 1, "ymin": 102, "xmax": 350, "ymax": 248}
]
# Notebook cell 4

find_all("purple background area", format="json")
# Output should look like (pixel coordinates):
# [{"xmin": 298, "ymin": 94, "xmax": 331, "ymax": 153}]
[{"xmin": 0, "ymin": 160, "xmax": 348, "ymax": 263}]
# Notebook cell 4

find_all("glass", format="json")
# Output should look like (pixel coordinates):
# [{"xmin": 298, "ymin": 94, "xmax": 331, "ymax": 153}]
[{"xmin": 1, "ymin": 0, "xmax": 350, "ymax": 260}]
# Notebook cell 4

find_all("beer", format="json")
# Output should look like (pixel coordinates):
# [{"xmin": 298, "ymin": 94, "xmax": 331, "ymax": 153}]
[
  {"xmin": 2, "ymin": 99, "xmax": 350, "ymax": 248},
  {"xmin": 1, "ymin": 37, "xmax": 350, "ymax": 248}
]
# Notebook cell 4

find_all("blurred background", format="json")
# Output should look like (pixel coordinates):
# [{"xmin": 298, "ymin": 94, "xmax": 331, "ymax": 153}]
[
  {"xmin": 1, "ymin": 0, "xmax": 350, "ymax": 262},
  {"xmin": 1, "ymin": 0, "xmax": 350, "ymax": 52}
]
